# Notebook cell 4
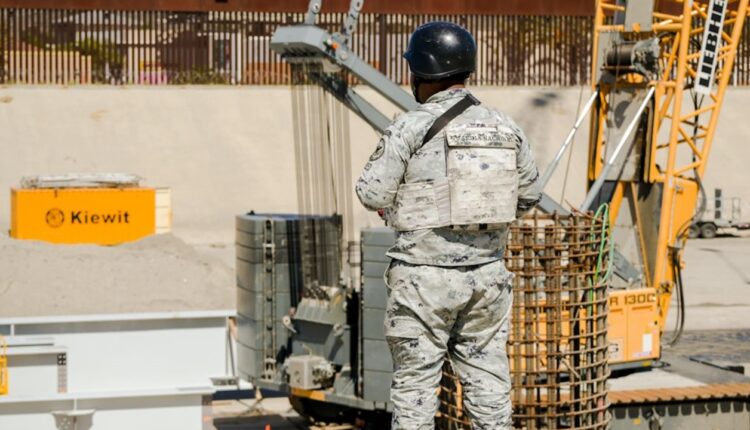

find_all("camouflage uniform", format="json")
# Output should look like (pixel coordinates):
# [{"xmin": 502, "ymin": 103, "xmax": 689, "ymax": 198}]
[{"xmin": 356, "ymin": 88, "xmax": 541, "ymax": 429}]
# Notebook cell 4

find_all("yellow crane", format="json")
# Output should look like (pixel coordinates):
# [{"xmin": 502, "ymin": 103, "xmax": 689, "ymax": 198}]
[{"xmin": 585, "ymin": 0, "xmax": 749, "ymax": 366}]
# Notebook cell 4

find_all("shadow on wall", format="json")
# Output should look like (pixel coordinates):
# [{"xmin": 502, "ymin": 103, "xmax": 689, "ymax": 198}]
[
  {"xmin": 531, "ymin": 92, "xmax": 559, "ymax": 108},
  {"xmin": 521, "ymin": 91, "xmax": 565, "ymax": 164}
]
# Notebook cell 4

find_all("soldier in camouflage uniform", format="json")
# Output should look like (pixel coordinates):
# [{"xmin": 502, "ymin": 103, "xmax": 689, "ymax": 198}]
[{"xmin": 356, "ymin": 22, "xmax": 541, "ymax": 429}]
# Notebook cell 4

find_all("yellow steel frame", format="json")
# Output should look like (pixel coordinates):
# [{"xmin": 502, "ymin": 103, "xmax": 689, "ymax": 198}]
[
  {"xmin": 0, "ymin": 335, "xmax": 7, "ymax": 396},
  {"xmin": 590, "ymin": 0, "xmax": 748, "ymax": 357}
]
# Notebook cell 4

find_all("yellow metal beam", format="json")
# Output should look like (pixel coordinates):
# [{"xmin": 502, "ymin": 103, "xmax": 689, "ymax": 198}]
[
  {"xmin": 652, "ymin": 0, "xmax": 693, "ymax": 330},
  {"xmin": 0, "ymin": 335, "xmax": 7, "ymax": 396}
]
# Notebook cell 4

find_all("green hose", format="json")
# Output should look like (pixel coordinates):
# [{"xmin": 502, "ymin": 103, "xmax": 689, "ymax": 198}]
[{"xmin": 590, "ymin": 203, "xmax": 614, "ymax": 286}]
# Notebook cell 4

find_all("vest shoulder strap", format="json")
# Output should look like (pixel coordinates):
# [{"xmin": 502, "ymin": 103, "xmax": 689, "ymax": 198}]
[{"xmin": 421, "ymin": 94, "xmax": 481, "ymax": 145}]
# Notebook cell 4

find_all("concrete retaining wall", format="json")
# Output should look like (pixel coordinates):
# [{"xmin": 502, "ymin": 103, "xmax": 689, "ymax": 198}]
[{"xmin": 1, "ymin": 85, "xmax": 748, "ymax": 245}]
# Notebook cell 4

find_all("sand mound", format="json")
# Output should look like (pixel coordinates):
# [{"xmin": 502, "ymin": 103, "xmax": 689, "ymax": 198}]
[{"xmin": 0, "ymin": 233, "xmax": 234, "ymax": 318}]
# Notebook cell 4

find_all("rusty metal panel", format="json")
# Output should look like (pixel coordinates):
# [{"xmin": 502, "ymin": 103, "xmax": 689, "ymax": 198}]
[
  {"xmin": 437, "ymin": 213, "xmax": 612, "ymax": 430},
  {"xmin": 0, "ymin": 0, "xmax": 595, "ymax": 16},
  {"xmin": 0, "ymin": 9, "xmax": 595, "ymax": 86},
  {"xmin": 1, "ymin": 6, "xmax": 748, "ymax": 86}
]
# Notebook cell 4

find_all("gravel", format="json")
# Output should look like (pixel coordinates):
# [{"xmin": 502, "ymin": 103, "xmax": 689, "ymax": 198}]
[{"xmin": 0, "ymin": 233, "xmax": 234, "ymax": 317}]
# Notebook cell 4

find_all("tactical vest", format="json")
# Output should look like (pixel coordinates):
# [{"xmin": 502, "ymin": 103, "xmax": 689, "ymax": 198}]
[{"xmin": 388, "ymin": 111, "xmax": 520, "ymax": 231}]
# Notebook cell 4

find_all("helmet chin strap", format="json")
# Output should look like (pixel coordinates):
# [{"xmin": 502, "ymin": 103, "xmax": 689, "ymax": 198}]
[{"xmin": 411, "ymin": 77, "xmax": 425, "ymax": 103}]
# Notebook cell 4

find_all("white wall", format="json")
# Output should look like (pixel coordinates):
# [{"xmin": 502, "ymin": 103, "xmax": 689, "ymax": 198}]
[
  {"xmin": 1, "ymin": 85, "xmax": 748, "ymax": 246},
  {"xmin": 15, "ymin": 318, "xmax": 227, "ymax": 391},
  {"xmin": 0, "ymin": 86, "xmax": 299, "ymax": 245}
]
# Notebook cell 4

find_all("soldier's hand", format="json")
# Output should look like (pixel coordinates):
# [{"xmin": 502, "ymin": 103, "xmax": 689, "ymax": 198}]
[{"xmin": 377, "ymin": 209, "xmax": 388, "ymax": 226}]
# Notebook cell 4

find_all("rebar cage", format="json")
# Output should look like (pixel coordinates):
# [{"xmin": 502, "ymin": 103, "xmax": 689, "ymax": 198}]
[{"xmin": 437, "ymin": 213, "xmax": 611, "ymax": 430}]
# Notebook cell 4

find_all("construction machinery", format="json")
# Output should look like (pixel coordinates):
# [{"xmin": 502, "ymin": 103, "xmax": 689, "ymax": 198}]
[
  {"xmin": 236, "ymin": 0, "xmax": 750, "ymax": 428},
  {"xmin": 583, "ymin": 0, "xmax": 748, "ymax": 366},
  {"xmin": 526, "ymin": 0, "xmax": 750, "ymax": 367},
  {"xmin": 10, "ymin": 174, "xmax": 172, "ymax": 245},
  {"xmin": 689, "ymin": 188, "xmax": 750, "ymax": 238}
]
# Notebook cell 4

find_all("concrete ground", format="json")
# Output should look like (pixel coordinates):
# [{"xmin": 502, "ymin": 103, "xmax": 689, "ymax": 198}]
[
  {"xmin": 667, "ymin": 232, "xmax": 750, "ymax": 331},
  {"xmin": 663, "ymin": 231, "xmax": 750, "ymax": 372},
  {"xmin": 666, "ymin": 329, "xmax": 750, "ymax": 376},
  {"xmin": 213, "ymin": 398, "xmax": 305, "ymax": 430}
]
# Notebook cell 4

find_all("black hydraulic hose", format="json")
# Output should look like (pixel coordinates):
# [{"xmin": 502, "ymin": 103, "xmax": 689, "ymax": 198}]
[{"xmin": 668, "ymin": 248, "xmax": 686, "ymax": 347}]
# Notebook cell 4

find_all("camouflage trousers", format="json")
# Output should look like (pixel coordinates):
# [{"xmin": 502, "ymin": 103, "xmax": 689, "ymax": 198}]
[{"xmin": 384, "ymin": 259, "xmax": 514, "ymax": 430}]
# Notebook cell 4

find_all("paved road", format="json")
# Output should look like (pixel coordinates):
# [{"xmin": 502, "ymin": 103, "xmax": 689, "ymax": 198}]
[
  {"xmin": 664, "ymin": 328, "xmax": 750, "ymax": 375},
  {"xmin": 667, "ymin": 234, "xmax": 750, "ymax": 331}
]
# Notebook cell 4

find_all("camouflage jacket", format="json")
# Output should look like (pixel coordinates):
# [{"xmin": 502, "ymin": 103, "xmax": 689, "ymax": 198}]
[{"xmin": 356, "ymin": 88, "xmax": 541, "ymax": 267}]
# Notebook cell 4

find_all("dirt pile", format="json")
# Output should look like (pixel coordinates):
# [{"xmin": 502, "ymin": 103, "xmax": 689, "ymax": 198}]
[{"xmin": 0, "ymin": 233, "xmax": 234, "ymax": 317}]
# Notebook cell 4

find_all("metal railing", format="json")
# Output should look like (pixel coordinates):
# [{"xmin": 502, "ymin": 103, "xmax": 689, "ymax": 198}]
[{"xmin": 1, "ymin": 8, "xmax": 749, "ymax": 86}]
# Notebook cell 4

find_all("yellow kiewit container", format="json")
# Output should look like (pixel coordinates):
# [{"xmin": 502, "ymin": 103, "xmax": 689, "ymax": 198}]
[{"xmin": 10, "ymin": 174, "xmax": 171, "ymax": 245}]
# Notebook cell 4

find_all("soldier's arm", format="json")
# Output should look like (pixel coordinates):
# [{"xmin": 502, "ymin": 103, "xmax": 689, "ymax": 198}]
[
  {"xmin": 355, "ymin": 118, "xmax": 414, "ymax": 211},
  {"xmin": 514, "ymin": 126, "xmax": 542, "ymax": 217}
]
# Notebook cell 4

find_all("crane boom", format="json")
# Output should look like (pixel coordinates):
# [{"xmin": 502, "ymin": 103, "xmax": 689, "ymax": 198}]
[{"xmin": 589, "ymin": 0, "xmax": 749, "ymax": 365}]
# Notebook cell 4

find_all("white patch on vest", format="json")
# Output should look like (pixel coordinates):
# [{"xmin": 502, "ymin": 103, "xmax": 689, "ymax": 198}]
[
  {"xmin": 392, "ymin": 182, "xmax": 441, "ymax": 229},
  {"xmin": 388, "ymin": 113, "xmax": 521, "ymax": 231}
]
